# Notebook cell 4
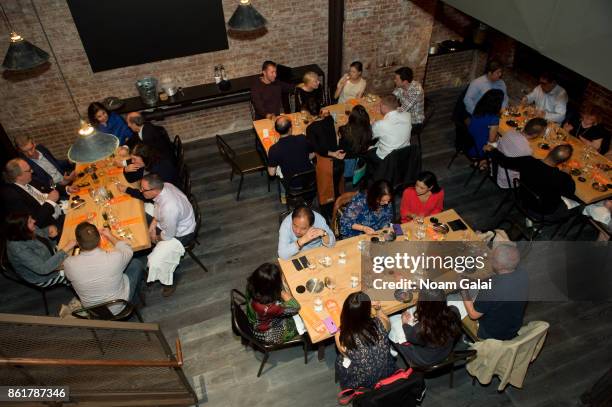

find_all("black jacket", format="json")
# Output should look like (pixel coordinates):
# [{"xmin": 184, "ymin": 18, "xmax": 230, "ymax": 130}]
[
  {"xmin": 127, "ymin": 123, "xmax": 174, "ymax": 160},
  {"xmin": 0, "ymin": 183, "xmax": 59, "ymax": 228}
]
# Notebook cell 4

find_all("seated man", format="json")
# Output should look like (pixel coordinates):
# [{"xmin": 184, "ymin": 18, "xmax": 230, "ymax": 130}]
[
  {"xmin": 125, "ymin": 112, "xmax": 174, "ymax": 159},
  {"xmin": 64, "ymin": 222, "xmax": 144, "ymax": 315},
  {"xmin": 393, "ymin": 67, "xmax": 425, "ymax": 130},
  {"xmin": 14, "ymin": 135, "xmax": 76, "ymax": 194},
  {"xmin": 367, "ymin": 94, "xmax": 411, "ymax": 164},
  {"xmin": 462, "ymin": 244, "xmax": 528, "ymax": 340},
  {"xmin": 267, "ymin": 116, "xmax": 314, "ymax": 187},
  {"xmin": 522, "ymin": 72, "xmax": 568, "ymax": 123},
  {"xmin": 250, "ymin": 60, "xmax": 294, "ymax": 120},
  {"xmin": 141, "ymin": 173, "xmax": 196, "ymax": 296},
  {"xmin": 519, "ymin": 144, "xmax": 576, "ymax": 221},
  {"xmin": 1, "ymin": 158, "xmax": 62, "ymax": 228},
  {"xmin": 278, "ymin": 205, "xmax": 335, "ymax": 260},
  {"xmin": 463, "ymin": 60, "xmax": 508, "ymax": 115}
]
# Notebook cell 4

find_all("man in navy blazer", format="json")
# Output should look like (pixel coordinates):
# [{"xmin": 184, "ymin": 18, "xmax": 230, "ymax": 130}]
[
  {"xmin": 14, "ymin": 135, "xmax": 76, "ymax": 194},
  {"xmin": 125, "ymin": 112, "xmax": 174, "ymax": 160}
]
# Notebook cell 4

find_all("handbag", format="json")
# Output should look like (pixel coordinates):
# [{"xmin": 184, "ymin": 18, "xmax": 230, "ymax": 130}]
[{"xmin": 352, "ymin": 157, "xmax": 367, "ymax": 185}]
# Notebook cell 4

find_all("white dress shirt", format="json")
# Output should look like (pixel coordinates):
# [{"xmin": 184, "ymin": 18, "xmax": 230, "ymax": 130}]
[
  {"xmin": 526, "ymin": 84, "xmax": 568, "ymax": 123},
  {"xmin": 371, "ymin": 110, "xmax": 412, "ymax": 159},
  {"xmin": 31, "ymin": 149, "xmax": 64, "ymax": 184},
  {"xmin": 153, "ymin": 183, "xmax": 196, "ymax": 240},
  {"xmin": 15, "ymin": 182, "xmax": 61, "ymax": 218}
]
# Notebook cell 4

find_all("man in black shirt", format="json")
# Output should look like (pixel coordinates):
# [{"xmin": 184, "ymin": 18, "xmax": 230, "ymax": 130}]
[
  {"xmin": 251, "ymin": 61, "xmax": 294, "ymax": 120},
  {"xmin": 267, "ymin": 117, "xmax": 314, "ymax": 188},
  {"xmin": 519, "ymin": 144, "xmax": 576, "ymax": 221},
  {"xmin": 462, "ymin": 244, "xmax": 528, "ymax": 340}
]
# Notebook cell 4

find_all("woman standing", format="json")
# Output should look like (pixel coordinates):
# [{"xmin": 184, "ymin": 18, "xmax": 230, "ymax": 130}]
[
  {"xmin": 340, "ymin": 180, "xmax": 393, "ymax": 238},
  {"xmin": 338, "ymin": 105, "xmax": 373, "ymax": 179},
  {"xmin": 87, "ymin": 102, "xmax": 134, "ymax": 145},
  {"xmin": 335, "ymin": 291, "xmax": 396, "ymax": 389},
  {"xmin": 335, "ymin": 61, "xmax": 367, "ymax": 104},
  {"xmin": 400, "ymin": 171, "xmax": 444, "ymax": 223}
]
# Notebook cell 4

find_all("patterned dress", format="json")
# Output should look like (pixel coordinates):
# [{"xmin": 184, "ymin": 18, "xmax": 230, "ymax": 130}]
[
  {"xmin": 247, "ymin": 297, "xmax": 300, "ymax": 344},
  {"xmin": 335, "ymin": 318, "xmax": 397, "ymax": 389},
  {"xmin": 340, "ymin": 192, "xmax": 393, "ymax": 238}
]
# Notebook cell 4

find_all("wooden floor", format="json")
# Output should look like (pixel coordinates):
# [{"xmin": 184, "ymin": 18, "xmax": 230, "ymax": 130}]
[{"xmin": 1, "ymin": 88, "xmax": 611, "ymax": 406}]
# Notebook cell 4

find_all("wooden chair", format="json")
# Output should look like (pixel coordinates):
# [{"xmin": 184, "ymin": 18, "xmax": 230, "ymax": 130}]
[
  {"xmin": 216, "ymin": 134, "xmax": 269, "ymax": 201},
  {"xmin": 72, "ymin": 298, "xmax": 143, "ymax": 322},
  {"xmin": 185, "ymin": 194, "xmax": 208, "ymax": 273},
  {"xmin": 0, "ymin": 239, "xmax": 67, "ymax": 315},
  {"xmin": 230, "ymin": 289, "xmax": 309, "ymax": 377},
  {"xmin": 331, "ymin": 191, "xmax": 357, "ymax": 237}
]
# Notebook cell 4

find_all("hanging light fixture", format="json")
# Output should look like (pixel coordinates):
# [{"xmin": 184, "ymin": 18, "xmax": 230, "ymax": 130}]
[
  {"xmin": 26, "ymin": 0, "xmax": 117, "ymax": 163},
  {"xmin": 227, "ymin": 0, "xmax": 267, "ymax": 32},
  {"xmin": 1, "ymin": 3, "xmax": 49, "ymax": 70}
]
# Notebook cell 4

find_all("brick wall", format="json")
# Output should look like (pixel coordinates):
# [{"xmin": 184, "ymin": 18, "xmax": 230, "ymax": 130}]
[
  {"xmin": 583, "ymin": 82, "xmax": 612, "ymax": 133},
  {"xmin": 430, "ymin": 2, "xmax": 473, "ymax": 45}
]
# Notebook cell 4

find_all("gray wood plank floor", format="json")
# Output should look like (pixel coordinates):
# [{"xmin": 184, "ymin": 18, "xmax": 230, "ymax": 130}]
[{"xmin": 1, "ymin": 88, "xmax": 610, "ymax": 406}]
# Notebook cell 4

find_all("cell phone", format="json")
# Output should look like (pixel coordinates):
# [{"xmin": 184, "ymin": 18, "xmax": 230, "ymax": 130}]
[
  {"xmin": 448, "ymin": 219, "xmax": 468, "ymax": 231},
  {"xmin": 323, "ymin": 317, "xmax": 338, "ymax": 334},
  {"xmin": 292, "ymin": 258, "xmax": 304, "ymax": 271},
  {"xmin": 299, "ymin": 256, "xmax": 310, "ymax": 269},
  {"xmin": 393, "ymin": 223, "xmax": 403, "ymax": 236}
]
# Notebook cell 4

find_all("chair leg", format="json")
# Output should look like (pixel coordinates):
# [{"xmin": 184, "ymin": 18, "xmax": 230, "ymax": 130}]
[
  {"xmin": 257, "ymin": 352, "xmax": 270, "ymax": 377},
  {"xmin": 187, "ymin": 249, "xmax": 208, "ymax": 272},
  {"xmin": 472, "ymin": 173, "xmax": 488, "ymax": 195},
  {"xmin": 463, "ymin": 166, "xmax": 478, "ymax": 186},
  {"xmin": 447, "ymin": 151, "xmax": 460, "ymax": 169},
  {"xmin": 303, "ymin": 340, "xmax": 308, "ymax": 365},
  {"xmin": 449, "ymin": 362, "xmax": 455, "ymax": 388},
  {"xmin": 236, "ymin": 174, "xmax": 244, "ymax": 201},
  {"xmin": 41, "ymin": 289, "xmax": 49, "ymax": 316}
]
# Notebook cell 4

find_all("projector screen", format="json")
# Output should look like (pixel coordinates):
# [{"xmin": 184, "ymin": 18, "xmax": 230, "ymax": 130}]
[
  {"xmin": 67, "ymin": 0, "xmax": 229, "ymax": 72},
  {"xmin": 442, "ymin": 0, "xmax": 612, "ymax": 89}
]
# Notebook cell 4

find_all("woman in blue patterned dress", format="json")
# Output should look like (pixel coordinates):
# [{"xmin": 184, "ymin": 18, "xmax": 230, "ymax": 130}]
[
  {"xmin": 340, "ymin": 179, "xmax": 393, "ymax": 238},
  {"xmin": 335, "ymin": 291, "xmax": 396, "ymax": 389}
]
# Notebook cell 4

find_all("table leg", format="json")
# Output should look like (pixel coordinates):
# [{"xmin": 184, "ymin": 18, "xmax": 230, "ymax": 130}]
[{"xmin": 317, "ymin": 344, "xmax": 325, "ymax": 361}]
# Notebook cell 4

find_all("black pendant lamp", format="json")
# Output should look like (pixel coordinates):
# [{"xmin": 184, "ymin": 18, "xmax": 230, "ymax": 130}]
[
  {"xmin": 228, "ymin": 0, "xmax": 267, "ymax": 32},
  {"xmin": 1, "ymin": 4, "xmax": 49, "ymax": 71}
]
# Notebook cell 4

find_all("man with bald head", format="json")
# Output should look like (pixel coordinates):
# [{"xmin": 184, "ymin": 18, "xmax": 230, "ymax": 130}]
[
  {"xmin": 519, "ymin": 144, "xmax": 576, "ymax": 221},
  {"xmin": 125, "ymin": 112, "xmax": 173, "ymax": 158},
  {"xmin": 267, "ymin": 116, "xmax": 314, "ymax": 188},
  {"xmin": 462, "ymin": 244, "xmax": 528, "ymax": 340}
]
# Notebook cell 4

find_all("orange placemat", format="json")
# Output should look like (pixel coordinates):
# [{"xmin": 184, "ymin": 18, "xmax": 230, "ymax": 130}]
[
  {"xmin": 116, "ymin": 217, "xmax": 141, "ymax": 227},
  {"xmin": 347, "ymin": 98, "xmax": 359, "ymax": 106},
  {"xmin": 300, "ymin": 306, "xmax": 327, "ymax": 336},
  {"xmin": 66, "ymin": 213, "xmax": 95, "ymax": 227},
  {"xmin": 325, "ymin": 299, "xmax": 341, "ymax": 327},
  {"xmin": 105, "ymin": 167, "xmax": 124, "ymax": 176},
  {"xmin": 109, "ymin": 195, "xmax": 130, "ymax": 205}
]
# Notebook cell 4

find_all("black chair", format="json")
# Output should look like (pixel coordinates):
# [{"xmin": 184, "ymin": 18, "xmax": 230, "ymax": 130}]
[
  {"xmin": 447, "ymin": 87, "xmax": 475, "ymax": 170},
  {"xmin": 230, "ymin": 289, "xmax": 309, "ymax": 377},
  {"xmin": 0, "ymin": 239, "xmax": 67, "ymax": 315},
  {"xmin": 216, "ymin": 134, "xmax": 269, "ymax": 201},
  {"xmin": 370, "ymin": 144, "xmax": 422, "ymax": 193},
  {"xmin": 391, "ymin": 342, "xmax": 477, "ymax": 388},
  {"xmin": 281, "ymin": 169, "xmax": 317, "ymax": 210},
  {"xmin": 72, "ymin": 298, "xmax": 143, "ymax": 322},
  {"xmin": 185, "ymin": 194, "xmax": 208, "ymax": 272},
  {"xmin": 180, "ymin": 164, "xmax": 192, "ymax": 197},
  {"xmin": 173, "ymin": 135, "xmax": 184, "ymax": 166},
  {"xmin": 249, "ymin": 100, "xmax": 257, "ymax": 121}
]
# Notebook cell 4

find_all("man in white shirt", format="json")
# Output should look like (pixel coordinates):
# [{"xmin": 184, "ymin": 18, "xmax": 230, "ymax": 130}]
[
  {"xmin": 64, "ymin": 222, "xmax": 144, "ymax": 315},
  {"xmin": 522, "ymin": 72, "xmax": 568, "ymax": 123},
  {"xmin": 368, "ymin": 94, "xmax": 412, "ymax": 163},
  {"xmin": 141, "ymin": 173, "xmax": 196, "ymax": 296}
]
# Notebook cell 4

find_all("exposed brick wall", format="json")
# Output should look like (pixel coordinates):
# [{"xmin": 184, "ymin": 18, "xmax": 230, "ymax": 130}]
[
  {"xmin": 423, "ymin": 49, "xmax": 478, "ymax": 91},
  {"xmin": 430, "ymin": 2, "xmax": 473, "ymax": 45},
  {"xmin": 582, "ymin": 82, "xmax": 612, "ymax": 133}
]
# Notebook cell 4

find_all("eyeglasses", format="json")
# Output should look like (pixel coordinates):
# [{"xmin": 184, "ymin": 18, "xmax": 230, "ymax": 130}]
[{"xmin": 23, "ymin": 169, "xmax": 33, "ymax": 173}]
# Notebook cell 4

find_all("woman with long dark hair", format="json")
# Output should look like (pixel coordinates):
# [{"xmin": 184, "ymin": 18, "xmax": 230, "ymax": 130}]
[
  {"xmin": 339, "ymin": 104, "xmax": 373, "ymax": 179},
  {"xmin": 397, "ymin": 289, "xmax": 461, "ymax": 367},
  {"xmin": 340, "ymin": 179, "xmax": 393, "ymax": 238},
  {"xmin": 335, "ymin": 291, "xmax": 396, "ymax": 389},
  {"xmin": 6, "ymin": 213, "xmax": 76, "ymax": 286},
  {"xmin": 400, "ymin": 171, "xmax": 444, "ymax": 222},
  {"xmin": 87, "ymin": 102, "xmax": 134, "ymax": 145},
  {"xmin": 246, "ymin": 263, "xmax": 300, "ymax": 344},
  {"xmin": 467, "ymin": 88, "xmax": 504, "ymax": 160}
]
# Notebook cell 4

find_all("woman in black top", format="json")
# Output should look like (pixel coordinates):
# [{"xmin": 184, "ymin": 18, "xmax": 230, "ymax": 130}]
[
  {"xmin": 118, "ymin": 143, "xmax": 180, "ymax": 201},
  {"xmin": 563, "ymin": 105, "xmax": 610, "ymax": 154},
  {"xmin": 338, "ymin": 105, "xmax": 373, "ymax": 158},
  {"xmin": 398, "ymin": 289, "xmax": 461, "ymax": 367},
  {"xmin": 295, "ymin": 71, "xmax": 323, "ymax": 112}
]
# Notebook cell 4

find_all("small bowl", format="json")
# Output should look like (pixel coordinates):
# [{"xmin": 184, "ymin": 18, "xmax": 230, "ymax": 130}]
[
  {"xmin": 305, "ymin": 278, "xmax": 324, "ymax": 293},
  {"xmin": 431, "ymin": 223, "xmax": 450, "ymax": 234}
]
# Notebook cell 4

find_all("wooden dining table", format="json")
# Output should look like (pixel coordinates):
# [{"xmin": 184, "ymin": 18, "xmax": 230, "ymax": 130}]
[
  {"xmin": 498, "ymin": 108, "xmax": 612, "ymax": 204},
  {"xmin": 58, "ymin": 157, "xmax": 151, "ymax": 252},
  {"xmin": 278, "ymin": 208, "xmax": 481, "ymax": 359},
  {"xmin": 252, "ymin": 96, "xmax": 384, "ymax": 155}
]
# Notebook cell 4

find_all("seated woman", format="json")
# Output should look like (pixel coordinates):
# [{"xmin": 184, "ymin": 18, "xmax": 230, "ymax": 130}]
[
  {"xmin": 338, "ymin": 105, "xmax": 373, "ymax": 178},
  {"xmin": 400, "ymin": 171, "xmax": 444, "ymax": 223},
  {"xmin": 6, "ymin": 213, "xmax": 77, "ymax": 287},
  {"xmin": 563, "ymin": 105, "xmax": 610, "ymax": 154},
  {"xmin": 340, "ymin": 180, "xmax": 393, "ymax": 238},
  {"xmin": 335, "ymin": 291, "xmax": 396, "ymax": 390},
  {"xmin": 396, "ymin": 289, "xmax": 461, "ymax": 367},
  {"xmin": 246, "ymin": 263, "xmax": 301, "ymax": 344},
  {"xmin": 335, "ymin": 61, "xmax": 367, "ymax": 104},
  {"xmin": 87, "ymin": 102, "xmax": 134, "ymax": 145},
  {"xmin": 467, "ymin": 89, "xmax": 504, "ymax": 165},
  {"xmin": 117, "ymin": 144, "xmax": 179, "ymax": 200},
  {"xmin": 295, "ymin": 71, "xmax": 323, "ymax": 112}
]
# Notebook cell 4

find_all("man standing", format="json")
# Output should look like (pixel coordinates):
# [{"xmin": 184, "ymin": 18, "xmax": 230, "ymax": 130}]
[
  {"xmin": 250, "ymin": 60, "xmax": 294, "ymax": 120},
  {"xmin": 463, "ymin": 60, "xmax": 508, "ymax": 115},
  {"xmin": 64, "ymin": 222, "xmax": 144, "ymax": 315},
  {"xmin": 125, "ymin": 112, "xmax": 173, "ymax": 158},
  {"xmin": 141, "ymin": 173, "xmax": 196, "ymax": 296},
  {"xmin": 522, "ymin": 72, "xmax": 568, "ymax": 123},
  {"xmin": 368, "ymin": 95, "xmax": 411, "ymax": 164},
  {"xmin": 14, "ymin": 135, "xmax": 76, "ymax": 193},
  {"xmin": 278, "ymin": 205, "xmax": 335, "ymax": 260},
  {"xmin": 393, "ymin": 67, "xmax": 425, "ymax": 131},
  {"xmin": 1, "ymin": 158, "xmax": 62, "ymax": 228}
]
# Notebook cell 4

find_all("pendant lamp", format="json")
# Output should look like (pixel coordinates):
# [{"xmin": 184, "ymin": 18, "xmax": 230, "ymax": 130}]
[
  {"xmin": 1, "ymin": 4, "xmax": 49, "ymax": 70},
  {"xmin": 228, "ymin": 0, "xmax": 267, "ymax": 32}
]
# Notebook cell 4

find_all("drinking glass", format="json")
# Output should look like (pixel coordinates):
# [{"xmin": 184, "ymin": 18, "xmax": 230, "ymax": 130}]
[{"xmin": 416, "ymin": 224, "xmax": 426, "ymax": 240}]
